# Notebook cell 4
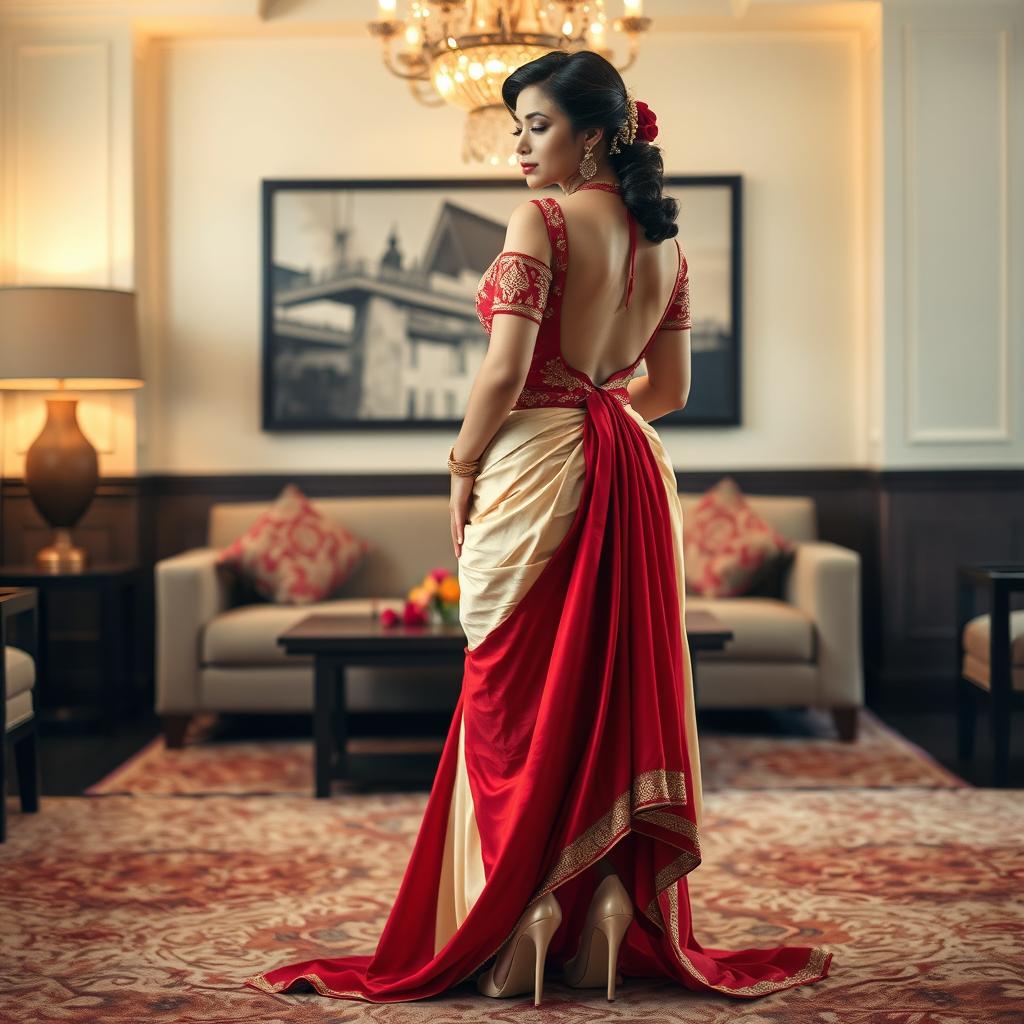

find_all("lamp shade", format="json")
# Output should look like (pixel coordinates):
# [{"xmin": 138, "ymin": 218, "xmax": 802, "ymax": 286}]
[{"xmin": 0, "ymin": 285, "xmax": 143, "ymax": 389}]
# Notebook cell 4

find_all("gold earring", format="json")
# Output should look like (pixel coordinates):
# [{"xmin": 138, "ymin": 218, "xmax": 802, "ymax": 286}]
[{"xmin": 579, "ymin": 145, "xmax": 597, "ymax": 181}]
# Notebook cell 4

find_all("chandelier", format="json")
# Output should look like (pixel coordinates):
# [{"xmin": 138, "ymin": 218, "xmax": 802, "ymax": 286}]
[{"xmin": 367, "ymin": 1, "xmax": 652, "ymax": 165}]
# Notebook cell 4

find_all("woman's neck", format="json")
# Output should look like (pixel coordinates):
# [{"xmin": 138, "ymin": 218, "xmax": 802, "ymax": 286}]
[{"xmin": 564, "ymin": 178, "xmax": 621, "ymax": 195}]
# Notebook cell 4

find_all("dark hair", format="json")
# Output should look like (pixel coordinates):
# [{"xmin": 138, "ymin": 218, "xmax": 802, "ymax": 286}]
[{"xmin": 501, "ymin": 50, "xmax": 679, "ymax": 242}]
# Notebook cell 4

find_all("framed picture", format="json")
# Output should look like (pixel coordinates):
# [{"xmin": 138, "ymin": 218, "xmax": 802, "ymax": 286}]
[{"xmin": 261, "ymin": 175, "xmax": 741, "ymax": 430}]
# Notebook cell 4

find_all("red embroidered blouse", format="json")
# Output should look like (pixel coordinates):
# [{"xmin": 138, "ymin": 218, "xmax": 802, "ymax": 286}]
[
  {"xmin": 475, "ymin": 185, "xmax": 691, "ymax": 410},
  {"xmin": 475, "ymin": 250, "xmax": 553, "ymax": 335}
]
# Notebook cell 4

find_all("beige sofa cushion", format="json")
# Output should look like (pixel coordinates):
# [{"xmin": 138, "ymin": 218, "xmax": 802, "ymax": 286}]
[
  {"xmin": 203, "ymin": 597, "xmax": 406, "ymax": 665},
  {"xmin": 5, "ymin": 645, "xmax": 36, "ymax": 731},
  {"xmin": 961, "ymin": 609, "xmax": 1024, "ymax": 691},
  {"xmin": 962, "ymin": 653, "xmax": 1024, "ymax": 691},
  {"xmin": 962, "ymin": 609, "xmax": 1024, "ymax": 663},
  {"xmin": 4, "ymin": 645, "xmax": 35, "ymax": 698},
  {"xmin": 679, "ymin": 596, "xmax": 814, "ymax": 662}
]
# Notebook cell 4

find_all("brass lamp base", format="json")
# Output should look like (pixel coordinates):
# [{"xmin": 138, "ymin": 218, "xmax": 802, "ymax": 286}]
[
  {"xmin": 24, "ymin": 396, "xmax": 98, "ymax": 574},
  {"xmin": 35, "ymin": 527, "xmax": 88, "ymax": 573}
]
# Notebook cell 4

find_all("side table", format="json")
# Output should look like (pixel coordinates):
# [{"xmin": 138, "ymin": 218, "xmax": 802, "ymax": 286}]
[
  {"xmin": 0, "ymin": 562, "xmax": 144, "ymax": 733},
  {"xmin": 956, "ymin": 562, "xmax": 1024, "ymax": 786}
]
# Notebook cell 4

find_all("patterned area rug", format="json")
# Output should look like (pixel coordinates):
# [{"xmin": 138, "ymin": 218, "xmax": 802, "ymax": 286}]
[
  {"xmin": 2, "ymin": 788, "xmax": 1021, "ymax": 1022},
  {"xmin": 85, "ymin": 708, "xmax": 967, "ymax": 796}
]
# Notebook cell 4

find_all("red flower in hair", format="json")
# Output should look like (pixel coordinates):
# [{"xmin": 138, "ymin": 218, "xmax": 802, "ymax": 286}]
[{"xmin": 635, "ymin": 100, "xmax": 659, "ymax": 142}]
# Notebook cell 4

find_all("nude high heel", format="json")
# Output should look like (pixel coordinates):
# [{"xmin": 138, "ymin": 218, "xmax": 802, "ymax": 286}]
[
  {"xmin": 562, "ymin": 871, "xmax": 633, "ymax": 1000},
  {"xmin": 476, "ymin": 891, "xmax": 562, "ymax": 1006}
]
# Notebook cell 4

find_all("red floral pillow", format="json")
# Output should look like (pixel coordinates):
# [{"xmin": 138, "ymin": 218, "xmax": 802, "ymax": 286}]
[
  {"xmin": 683, "ymin": 477, "xmax": 795, "ymax": 598},
  {"xmin": 216, "ymin": 484, "xmax": 373, "ymax": 605}
]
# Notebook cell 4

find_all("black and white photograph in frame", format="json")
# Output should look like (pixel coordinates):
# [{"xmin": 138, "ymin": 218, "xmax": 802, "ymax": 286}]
[{"xmin": 261, "ymin": 176, "xmax": 741, "ymax": 430}]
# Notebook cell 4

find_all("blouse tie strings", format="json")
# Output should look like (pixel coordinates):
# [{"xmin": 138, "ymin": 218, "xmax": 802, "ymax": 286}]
[{"xmin": 624, "ymin": 207, "xmax": 637, "ymax": 310}]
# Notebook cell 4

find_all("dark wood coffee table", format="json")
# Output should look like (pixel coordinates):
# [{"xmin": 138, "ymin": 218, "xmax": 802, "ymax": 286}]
[
  {"xmin": 278, "ymin": 615, "xmax": 466, "ymax": 797},
  {"xmin": 685, "ymin": 609, "xmax": 734, "ymax": 702},
  {"xmin": 280, "ymin": 610, "xmax": 733, "ymax": 798}
]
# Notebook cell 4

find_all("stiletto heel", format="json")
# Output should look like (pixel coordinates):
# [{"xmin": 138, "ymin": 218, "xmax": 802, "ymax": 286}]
[
  {"xmin": 476, "ymin": 892, "xmax": 562, "ymax": 1006},
  {"xmin": 597, "ymin": 910, "xmax": 631, "ymax": 999},
  {"xmin": 563, "ymin": 870, "xmax": 634, "ymax": 1000}
]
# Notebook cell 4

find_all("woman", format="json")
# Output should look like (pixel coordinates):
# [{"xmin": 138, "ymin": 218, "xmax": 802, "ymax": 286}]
[{"xmin": 244, "ymin": 50, "xmax": 833, "ymax": 1006}]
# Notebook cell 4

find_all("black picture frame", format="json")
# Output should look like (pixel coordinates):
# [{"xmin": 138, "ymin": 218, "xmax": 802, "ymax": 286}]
[{"xmin": 260, "ymin": 175, "xmax": 741, "ymax": 430}]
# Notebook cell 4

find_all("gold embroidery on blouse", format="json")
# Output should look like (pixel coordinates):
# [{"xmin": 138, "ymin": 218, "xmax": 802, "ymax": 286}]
[
  {"xmin": 661, "ymin": 259, "xmax": 691, "ymax": 330},
  {"xmin": 537, "ymin": 198, "xmax": 568, "ymax": 272},
  {"xmin": 513, "ymin": 374, "xmax": 633, "ymax": 410},
  {"xmin": 512, "ymin": 387, "xmax": 560, "ymax": 408},
  {"xmin": 496, "ymin": 256, "xmax": 530, "ymax": 298},
  {"xmin": 478, "ymin": 252, "xmax": 552, "ymax": 329},
  {"xmin": 540, "ymin": 357, "xmax": 590, "ymax": 392},
  {"xmin": 600, "ymin": 371, "xmax": 634, "ymax": 391}
]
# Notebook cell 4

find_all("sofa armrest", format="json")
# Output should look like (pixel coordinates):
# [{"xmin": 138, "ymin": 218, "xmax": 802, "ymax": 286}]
[
  {"xmin": 155, "ymin": 547, "xmax": 232, "ymax": 713},
  {"xmin": 784, "ymin": 541, "xmax": 864, "ymax": 707}
]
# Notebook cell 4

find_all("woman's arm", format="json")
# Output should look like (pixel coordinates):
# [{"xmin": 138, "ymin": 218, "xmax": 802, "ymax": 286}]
[{"xmin": 451, "ymin": 201, "xmax": 552, "ymax": 462}]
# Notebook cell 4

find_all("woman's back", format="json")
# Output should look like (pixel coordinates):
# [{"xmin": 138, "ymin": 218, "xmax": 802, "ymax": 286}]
[{"xmin": 557, "ymin": 189, "xmax": 682, "ymax": 387}]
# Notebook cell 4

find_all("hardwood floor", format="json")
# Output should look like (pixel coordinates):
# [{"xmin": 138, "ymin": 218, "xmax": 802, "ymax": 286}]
[{"xmin": 5, "ymin": 696, "xmax": 1021, "ymax": 798}]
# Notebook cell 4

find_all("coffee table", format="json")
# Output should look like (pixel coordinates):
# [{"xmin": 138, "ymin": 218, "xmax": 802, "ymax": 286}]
[
  {"xmin": 278, "ymin": 615, "xmax": 466, "ymax": 797},
  {"xmin": 280, "ymin": 610, "xmax": 734, "ymax": 798},
  {"xmin": 685, "ymin": 609, "xmax": 734, "ymax": 703}
]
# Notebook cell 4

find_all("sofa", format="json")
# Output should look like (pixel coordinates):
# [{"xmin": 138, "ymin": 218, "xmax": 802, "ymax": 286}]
[{"xmin": 155, "ymin": 492, "xmax": 863, "ymax": 747}]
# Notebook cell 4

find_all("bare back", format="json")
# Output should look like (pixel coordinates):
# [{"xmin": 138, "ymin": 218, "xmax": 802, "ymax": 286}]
[{"xmin": 557, "ymin": 190, "xmax": 682, "ymax": 388}]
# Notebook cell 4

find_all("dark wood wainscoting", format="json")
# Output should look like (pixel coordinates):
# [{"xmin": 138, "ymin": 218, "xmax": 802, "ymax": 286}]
[{"xmin": 1, "ymin": 468, "xmax": 1021, "ymax": 715}]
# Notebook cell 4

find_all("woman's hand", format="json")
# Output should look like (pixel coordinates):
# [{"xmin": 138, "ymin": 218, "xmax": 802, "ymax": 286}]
[{"xmin": 450, "ymin": 473, "xmax": 475, "ymax": 559}]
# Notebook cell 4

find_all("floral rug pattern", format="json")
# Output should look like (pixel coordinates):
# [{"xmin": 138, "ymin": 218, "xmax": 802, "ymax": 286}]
[{"xmin": 2, "ymin": 788, "xmax": 1021, "ymax": 1022}]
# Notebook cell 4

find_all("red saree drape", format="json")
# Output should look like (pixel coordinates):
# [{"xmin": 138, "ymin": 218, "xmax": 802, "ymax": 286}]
[{"xmin": 244, "ymin": 386, "xmax": 833, "ymax": 1002}]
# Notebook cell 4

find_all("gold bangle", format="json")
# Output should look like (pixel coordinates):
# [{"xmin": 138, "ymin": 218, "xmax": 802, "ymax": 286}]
[{"xmin": 448, "ymin": 445, "xmax": 480, "ymax": 476}]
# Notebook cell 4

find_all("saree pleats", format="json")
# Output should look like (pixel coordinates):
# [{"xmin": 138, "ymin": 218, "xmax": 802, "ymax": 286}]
[{"xmin": 244, "ymin": 390, "xmax": 832, "ymax": 1002}]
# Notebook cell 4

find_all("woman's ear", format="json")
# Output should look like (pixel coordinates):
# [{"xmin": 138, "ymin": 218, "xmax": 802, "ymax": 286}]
[{"xmin": 584, "ymin": 126, "xmax": 604, "ymax": 150}]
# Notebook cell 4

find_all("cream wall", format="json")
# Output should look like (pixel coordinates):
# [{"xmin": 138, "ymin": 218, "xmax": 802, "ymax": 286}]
[
  {"xmin": 1, "ymin": 0, "xmax": 1019, "ymax": 478},
  {"xmin": 0, "ymin": 15, "xmax": 138, "ymax": 476},
  {"xmin": 149, "ymin": 28, "xmax": 865, "ymax": 473},
  {"xmin": 882, "ymin": 0, "xmax": 1024, "ymax": 468}
]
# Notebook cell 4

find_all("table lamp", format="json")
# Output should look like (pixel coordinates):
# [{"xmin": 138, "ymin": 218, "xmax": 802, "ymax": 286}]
[{"xmin": 0, "ymin": 286, "xmax": 143, "ymax": 572}]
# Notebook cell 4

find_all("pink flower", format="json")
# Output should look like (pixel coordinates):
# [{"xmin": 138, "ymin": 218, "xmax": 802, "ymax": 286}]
[
  {"xmin": 380, "ymin": 608, "xmax": 398, "ymax": 627},
  {"xmin": 402, "ymin": 601, "xmax": 427, "ymax": 626}
]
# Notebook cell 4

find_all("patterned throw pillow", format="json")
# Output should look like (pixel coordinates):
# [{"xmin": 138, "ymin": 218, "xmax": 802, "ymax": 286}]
[
  {"xmin": 683, "ymin": 477, "xmax": 795, "ymax": 598},
  {"xmin": 215, "ymin": 484, "xmax": 373, "ymax": 605}
]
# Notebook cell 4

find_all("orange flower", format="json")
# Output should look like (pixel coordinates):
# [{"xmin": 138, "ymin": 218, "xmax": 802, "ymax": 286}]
[{"xmin": 438, "ymin": 577, "xmax": 460, "ymax": 602}]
